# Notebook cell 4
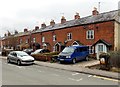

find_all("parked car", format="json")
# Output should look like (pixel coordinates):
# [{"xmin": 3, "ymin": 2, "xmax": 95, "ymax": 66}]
[
  {"xmin": 58, "ymin": 45, "xmax": 89, "ymax": 64},
  {"xmin": 31, "ymin": 49, "xmax": 50, "ymax": 55},
  {"xmin": 23, "ymin": 48, "xmax": 33, "ymax": 55},
  {"xmin": 7, "ymin": 51, "xmax": 34, "ymax": 65}
]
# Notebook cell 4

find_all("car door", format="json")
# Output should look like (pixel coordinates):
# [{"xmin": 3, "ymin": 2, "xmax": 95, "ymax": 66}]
[
  {"xmin": 12, "ymin": 52, "xmax": 18, "ymax": 63},
  {"xmin": 73, "ymin": 48, "xmax": 80, "ymax": 61},
  {"xmin": 9, "ymin": 52, "xmax": 15, "ymax": 62}
]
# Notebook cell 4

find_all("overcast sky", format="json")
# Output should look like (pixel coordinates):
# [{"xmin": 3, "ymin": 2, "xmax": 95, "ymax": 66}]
[{"xmin": 0, "ymin": 0, "xmax": 119, "ymax": 37}]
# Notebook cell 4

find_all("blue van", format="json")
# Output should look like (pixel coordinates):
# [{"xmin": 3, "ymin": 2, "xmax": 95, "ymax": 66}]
[{"xmin": 58, "ymin": 45, "xmax": 89, "ymax": 64}]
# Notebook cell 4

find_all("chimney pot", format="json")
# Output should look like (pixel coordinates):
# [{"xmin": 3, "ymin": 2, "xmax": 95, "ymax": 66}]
[
  {"xmin": 24, "ymin": 28, "xmax": 28, "ymax": 32},
  {"xmin": 35, "ymin": 26, "xmax": 39, "ymax": 30},
  {"xmin": 8, "ymin": 31, "xmax": 11, "ymax": 36},
  {"xmin": 74, "ymin": 12, "xmax": 80, "ymax": 19},
  {"xmin": 61, "ymin": 16, "xmax": 66, "ymax": 24},
  {"xmin": 41, "ymin": 23, "xmax": 46, "ymax": 28},
  {"xmin": 92, "ymin": 7, "xmax": 99, "ymax": 15},
  {"xmin": 50, "ymin": 20, "xmax": 55, "ymax": 26}
]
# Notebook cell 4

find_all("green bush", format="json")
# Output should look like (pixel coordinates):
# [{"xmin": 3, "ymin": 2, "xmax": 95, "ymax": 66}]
[
  {"xmin": 31, "ymin": 52, "xmax": 59, "ymax": 62},
  {"xmin": 109, "ymin": 51, "xmax": 120, "ymax": 68}
]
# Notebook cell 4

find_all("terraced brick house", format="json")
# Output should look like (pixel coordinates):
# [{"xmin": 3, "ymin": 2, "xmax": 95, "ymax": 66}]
[{"xmin": 2, "ymin": 8, "xmax": 120, "ymax": 59}]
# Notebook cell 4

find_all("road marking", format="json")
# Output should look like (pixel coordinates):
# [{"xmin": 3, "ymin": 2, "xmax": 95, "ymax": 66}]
[
  {"xmin": 68, "ymin": 77, "xmax": 83, "ymax": 82},
  {"xmin": 16, "ymin": 66, "xmax": 22, "ymax": 68},
  {"xmin": 88, "ymin": 75, "xmax": 92, "ymax": 78},
  {"xmin": 68, "ymin": 78, "xmax": 75, "ymax": 81},
  {"xmin": 76, "ymin": 78, "xmax": 83, "ymax": 81},
  {"xmin": 72, "ymin": 73, "xmax": 79, "ymax": 76},
  {"xmin": 7, "ymin": 64, "xmax": 15, "ymax": 67},
  {"xmin": 38, "ymin": 70, "xmax": 42, "ymax": 72},
  {"xmin": 16, "ymin": 66, "xmax": 25, "ymax": 69},
  {"xmin": 52, "ymin": 74, "xmax": 60, "ymax": 76},
  {"xmin": 93, "ymin": 75, "xmax": 120, "ymax": 82}
]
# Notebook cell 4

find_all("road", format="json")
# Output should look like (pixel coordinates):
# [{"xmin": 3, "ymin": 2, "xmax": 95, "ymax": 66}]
[{"xmin": 1, "ymin": 59, "xmax": 119, "ymax": 85}]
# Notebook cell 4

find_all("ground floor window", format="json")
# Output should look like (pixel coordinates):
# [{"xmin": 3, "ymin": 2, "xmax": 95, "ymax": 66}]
[
  {"xmin": 88, "ymin": 45, "xmax": 94, "ymax": 54},
  {"xmin": 98, "ymin": 44, "xmax": 104, "ymax": 52}
]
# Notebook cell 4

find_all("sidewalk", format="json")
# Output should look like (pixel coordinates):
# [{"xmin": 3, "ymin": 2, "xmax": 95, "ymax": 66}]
[
  {"xmin": 0, "ymin": 56, "xmax": 119, "ymax": 80},
  {"xmin": 34, "ymin": 61, "xmax": 119, "ymax": 80}
]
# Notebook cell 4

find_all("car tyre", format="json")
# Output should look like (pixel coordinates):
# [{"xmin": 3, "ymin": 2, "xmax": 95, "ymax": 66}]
[
  {"xmin": 17, "ymin": 60, "xmax": 21, "ymax": 66},
  {"xmin": 72, "ymin": 58, "xmax": 76, "ymax": 64}
]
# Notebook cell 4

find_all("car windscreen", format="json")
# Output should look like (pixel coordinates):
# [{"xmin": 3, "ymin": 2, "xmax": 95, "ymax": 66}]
[
  {"xmin": 17, "ymin": 52, "xmax": 29, "ymax": 56},
  {"xmin": 62, "ymin": 47, "xmax": 75, "ymax": 53},
  {"xmin": 34, "ymin": 49, "xmax": 43, "ymax": 54}
]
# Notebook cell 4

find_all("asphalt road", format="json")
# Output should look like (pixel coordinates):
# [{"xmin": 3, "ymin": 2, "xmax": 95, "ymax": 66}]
[{"xmin": 1, "ymin": 59, "xmax": 119, "ymax": 85}]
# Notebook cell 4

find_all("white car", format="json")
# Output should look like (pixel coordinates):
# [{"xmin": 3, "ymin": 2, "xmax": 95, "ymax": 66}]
[
  {"xmin": 31, "ymin": 49, "xmax": 50, "ymax": 55},
  {"xmin": 7, "ymin": 51, "xmax": 35, "ymax": 65}
]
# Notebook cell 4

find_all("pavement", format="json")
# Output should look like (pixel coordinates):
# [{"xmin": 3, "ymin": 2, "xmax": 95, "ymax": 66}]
[{"xmin": 0, "ymin": 56, "xmax": 119, "ymax": 80}]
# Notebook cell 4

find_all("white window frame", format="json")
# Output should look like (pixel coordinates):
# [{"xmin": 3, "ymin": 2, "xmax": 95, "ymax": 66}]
[
  {"xmin": 26, "ymin": 39, "xmax": 28, "ymax": 44},
  {"xmin": 42, "ymin": 36, "xmax": 45, "ymax": 42},
  {"xmin": 20, "ymin": 39, "xmax": 22, "ymax": 44},
  {"xmin": 87, "ymin": 45, "xmax": 94, "ymax": 54},
  {"xmin": 53, "ymin": 35, "xmax": 56, "ymax": 41},
  {"xmin": 67, "ymin": 33, "xmax": 72, "ymax": 41},
  {"xmin": 33, "ymin": 38, "xmax": 36, "ymax": 43},
  {"xmin": 98, "ymin": 44, "xmax": 104, "ymax": 52},
  {"xmin": 86, "ymin": 30, "xmax": 94, "ymax": 39}
]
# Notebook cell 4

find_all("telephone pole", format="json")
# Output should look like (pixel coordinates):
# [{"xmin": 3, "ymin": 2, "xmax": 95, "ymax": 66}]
[{"xmin": 98, "ymin": 2, "xmax": 101, "ymax": 13}]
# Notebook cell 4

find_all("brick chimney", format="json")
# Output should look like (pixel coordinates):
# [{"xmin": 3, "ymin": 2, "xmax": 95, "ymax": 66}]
[
  {"xmin": 74, "ymin": 12, "xmax": 80, "ymax": 19},
  {"xmin": 92, "ymin": 7, "xmax": 99, "ymax": 15},
  {"xmin": 35, "ymin": 26, "xmax": 39, "ymax": 30},
  {"xmin": 50, "ymin": 20, "xmax": 55, "ymax": 26},
  {"xmin": 41, "ymin": 23, "xmax": 46, "ymax": 28},
  {"xmin": 24, "ymin": 28, "xmax": 28, "ymax": 32},
  {"xmin": 61, "ymin": 16, "xmax": 66, "ymax": 24}
]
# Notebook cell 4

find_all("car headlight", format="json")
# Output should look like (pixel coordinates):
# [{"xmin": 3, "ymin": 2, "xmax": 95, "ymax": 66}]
[{"xmin": 66, "ymin": 56, "xmax": 71, "ymax": 58}]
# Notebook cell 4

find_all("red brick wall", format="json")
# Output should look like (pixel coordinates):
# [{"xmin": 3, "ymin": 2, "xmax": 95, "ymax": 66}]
[
  {"xmin": 32, "ymin": 21, "xmax": 114, "ymax": 52},
  {"xmin": 2, "ymin": 21, "xmax": 114, "ymax": 52}
]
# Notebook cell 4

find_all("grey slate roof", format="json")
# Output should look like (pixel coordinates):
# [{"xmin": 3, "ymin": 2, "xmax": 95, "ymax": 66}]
[{"xmin": 33, "ymin": 10, "xmax": 119, "ymax": 34}]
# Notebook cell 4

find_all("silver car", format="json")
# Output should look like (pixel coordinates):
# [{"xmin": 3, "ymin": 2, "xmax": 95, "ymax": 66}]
[{"xmin": 7, "ymin": 51, "xmax": 35, "ymax": 65}]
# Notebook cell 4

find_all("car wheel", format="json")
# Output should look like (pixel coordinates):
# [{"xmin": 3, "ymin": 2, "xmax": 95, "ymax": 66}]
[
  {"xmin": 17, "ymin": 60, "xmax": 21, "ymax": 66},
  {"xmin": 85, "ymin": 56, "xmax": 89, "ymax": 61},
  {"xmin": 72, "ymin": 58, "xmax": 76, "ymax": 64},
  {"xmin": 7, "ymin": 58, "xmax": 10, "ymax": 63}
]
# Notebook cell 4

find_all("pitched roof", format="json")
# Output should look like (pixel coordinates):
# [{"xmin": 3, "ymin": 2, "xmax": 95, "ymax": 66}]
[
  {"xmin": 33, "ymin": 10, "xmax": 119, "ymax": 34},
  {"xmin": 92, "ymin": 39, "xmax": 112, "ymax": 47}
]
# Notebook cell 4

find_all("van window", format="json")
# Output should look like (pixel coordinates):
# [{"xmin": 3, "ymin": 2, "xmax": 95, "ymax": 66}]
[
  {"xmin": 79, "ymin": 47, "xmax": 88, "ymax": 52},
  {"xmin": 62, "ymin": 47, "xmax": 74, "ymax": 53}
]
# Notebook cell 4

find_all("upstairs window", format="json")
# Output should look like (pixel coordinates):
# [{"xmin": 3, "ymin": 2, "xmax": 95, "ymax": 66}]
[
  {"xmin": 20, "ymin": 39, "xmax": 22, "ymax": 44},
  {"xmin": 67, "ymin": 33, "xmax": 72, "ymax": 40},
  {"xmin": 53, "ymin": 35, "xmax": 56, "ymax": 41},
  {"xmin": 33, "ymin": 38, "xmax": 36, "ymax": 43},
  {"xmin": 26, "ymin": 39, "xmax": 29, "ymax": 44},
  {"xmin": 86, "ymin": 30, "xmax": 94, "ymax": 39},
  {"xmin": 42, "ymin": 36, "xmax": 45, "ymax": 42}
]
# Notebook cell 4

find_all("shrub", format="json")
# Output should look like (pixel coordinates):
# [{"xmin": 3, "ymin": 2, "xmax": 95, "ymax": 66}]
[
  {"xmin": 31, "ymin": 52, "xmax": 59, "ymax": 62},
  {"xmin": 109, "ymin": 51, "xmax": 120, "ymax": 68}
]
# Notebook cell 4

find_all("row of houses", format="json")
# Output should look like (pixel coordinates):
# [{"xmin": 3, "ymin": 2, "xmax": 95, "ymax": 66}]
[{"xmin": 1, "ymin": 8, "xmax": 120, "ymax": 59}]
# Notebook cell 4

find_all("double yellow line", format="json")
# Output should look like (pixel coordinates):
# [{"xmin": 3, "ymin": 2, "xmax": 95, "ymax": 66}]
[{"xmin": 93, "ymin": 75, "xmax": 120, "ymax": 82}]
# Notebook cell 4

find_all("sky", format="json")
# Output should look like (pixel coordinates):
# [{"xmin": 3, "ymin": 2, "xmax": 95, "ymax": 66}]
[{"xmin": 0, "ymin": 0, "xmax": 120, "ymax": 37}]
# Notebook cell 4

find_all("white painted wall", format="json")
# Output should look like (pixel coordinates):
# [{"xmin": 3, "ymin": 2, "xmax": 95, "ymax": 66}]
[
  {"xmin": 95, "ymin": 43, "xmax": 107, "ymax": 59},
  {"xmin": 114, "ymin": 22, "xmax": 120, "ymax": 51}
]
